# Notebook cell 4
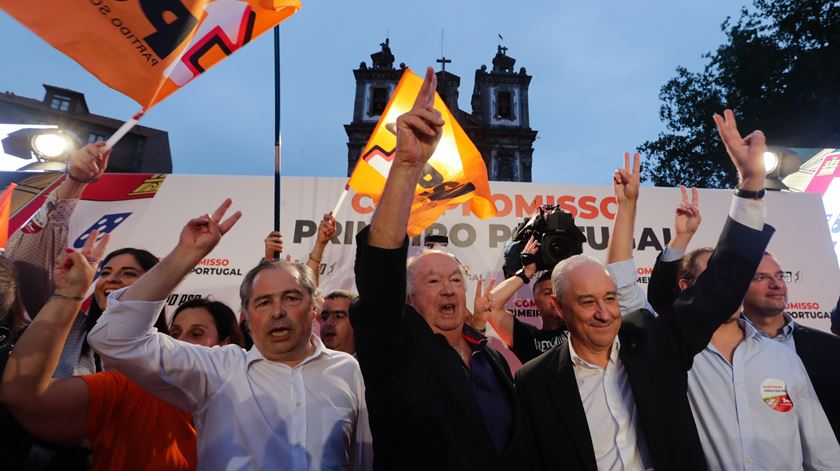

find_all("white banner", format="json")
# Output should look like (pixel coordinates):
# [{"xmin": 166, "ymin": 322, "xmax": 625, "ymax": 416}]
[{"xmin": 52, "ymin": 174, "xmax": 837, "ymax": 369}]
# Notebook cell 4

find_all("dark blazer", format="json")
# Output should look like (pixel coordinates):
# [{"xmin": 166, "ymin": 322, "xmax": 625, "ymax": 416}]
[
  {"xmin": 648, "ymin": 244, "xmax": 840, "ymax": 444},
  {"xmin": 516, "ymin": 217, "xmax": 774, "ymax": 471},
  {"xmin": 350, "ymin": 227, "xmax": 532, "ymax": 471},
  {"xmin": 647, "ymin": 250, "xmax": 681, "ymax": 316},
  {"xmin": 793, "ymin": 323, "xmax": 840, "ymax": 442}
]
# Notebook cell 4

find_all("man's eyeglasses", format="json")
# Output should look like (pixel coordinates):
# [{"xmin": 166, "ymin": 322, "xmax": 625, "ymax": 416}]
[{"xmin": 752, "ymin": 272, "xmax": 791, "ymax": 283}]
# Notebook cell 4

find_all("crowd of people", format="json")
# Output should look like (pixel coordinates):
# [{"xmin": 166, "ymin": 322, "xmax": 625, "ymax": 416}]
[{"xmin": 0, "ymin": 66, "xmax": 839, "ymax": 470}]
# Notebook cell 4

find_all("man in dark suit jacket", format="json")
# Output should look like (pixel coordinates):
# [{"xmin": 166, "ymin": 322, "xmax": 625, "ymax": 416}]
[
  {"xmin": 516, "ymin": 109, "xmax": 775, "ymax": 471},
  {"xmin": 350, "ymin": 67, "xmax": 531, "ymax": 471}
]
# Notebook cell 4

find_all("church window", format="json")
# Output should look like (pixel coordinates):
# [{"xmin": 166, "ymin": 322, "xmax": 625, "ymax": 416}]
[
  {"xmin": 495, "ymin": 90, "xmax": 513, "ymax": 120},
  {"xmin": 369, "ymin": 87, "xmax": 389, "ymax": 116}
]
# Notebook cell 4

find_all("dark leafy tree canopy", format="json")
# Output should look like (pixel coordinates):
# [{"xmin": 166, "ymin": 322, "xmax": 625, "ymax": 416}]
[{"xmin": 641, "ymin": 0, "xmax": 840, "ymax": 188}]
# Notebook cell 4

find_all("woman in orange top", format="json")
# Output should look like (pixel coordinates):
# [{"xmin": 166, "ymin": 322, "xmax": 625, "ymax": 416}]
[{"xmin": 0, "ymin": 234, "xmax": 245, "ymax": 471}]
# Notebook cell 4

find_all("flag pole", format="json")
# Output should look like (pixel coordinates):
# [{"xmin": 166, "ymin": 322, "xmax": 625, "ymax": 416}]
[
  {"xmin": 332, "ymin": 184, "xmax": 350, "ymax": 216},
  {"xmin": 105, "ymin": 110, "xmax": 145, "ymax": 149},
  {"xmin": 273, "ymin": 25, "xmax": 282, "ymax": 261}
]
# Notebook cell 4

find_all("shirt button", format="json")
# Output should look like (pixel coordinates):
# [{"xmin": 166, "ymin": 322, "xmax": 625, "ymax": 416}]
[
  {"xmin": 296, "ymin": 401, "xmax": 301, "ymax": 407},
  {"xmin": 746, "ymin": 457, "xmax": 753, "ymax": 464}
]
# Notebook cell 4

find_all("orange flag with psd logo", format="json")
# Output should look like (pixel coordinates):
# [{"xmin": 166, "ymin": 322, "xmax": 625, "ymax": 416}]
[
  {"xmin": 347, "ymin": 68, "xmax": 496, "ymax": 237},
  {"xmin": 0, "ymin": 0, "xmax": 301, "ymax": 109}
]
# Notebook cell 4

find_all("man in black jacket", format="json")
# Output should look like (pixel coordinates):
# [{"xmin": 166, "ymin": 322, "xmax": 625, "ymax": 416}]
[
  {"xmin": 515, "ymin": 109, "xmax": 774, "ymax": 471},
  {"xmin": 350, "ymin": 67, "xmax": 531, "ymax": 471}
]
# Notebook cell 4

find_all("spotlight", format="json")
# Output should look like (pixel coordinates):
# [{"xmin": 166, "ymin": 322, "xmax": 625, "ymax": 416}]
[
  {"xmin": 32, "ymin": 132, "xmax": 73, "ymax": 159},
  {"xmin": 0, "ymin": 126, "xmax": 79, "ymax": 171},
  {"xmin": 763, "ymin": 146, "xmax": 803, "ymax": 191},
  {"xmin": 763, "ymin": 151, "xmax": 780, "ymax": 174}
]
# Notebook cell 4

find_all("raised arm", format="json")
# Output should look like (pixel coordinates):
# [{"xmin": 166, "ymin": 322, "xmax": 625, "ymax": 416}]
[
  {"xmin": 604, "ymin": 152, "xmax": 654, "ymax": 314},
  {"xmin": 7, "ymin": 143, "xmax": 110, "ymax": 316},
  {"xmin": 1, "ymin": 232, "xmax": 107, "ymax": 443},
  {"xmin": 666, "ymin": 109, "xmax": 773, "ymax": 363},
  {"xmin": 648, "ymin": 186, "xmax": 701, "ymax": 315},
  {"xmin": 351, "ymin": 67, "xmax": 444, "ymax": 381},
  {"xmin": 87, "ymin": 199, "xmax": 241, "ymax": 411},
  {"xmin": 367, "ymin": 67, "xmax": 444, "ymax": 249},
  {"xmin": 607, "ymin": 152, "xmax": 640, "ymax": 264},
  {"xmin": 306, "ymin": 212, "xmax": 336, "ymax": 286}
]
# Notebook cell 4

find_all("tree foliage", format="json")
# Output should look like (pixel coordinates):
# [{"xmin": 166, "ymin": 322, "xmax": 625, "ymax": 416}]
[{"xmin": 641, "ymin": 0, "xmax": 840, "ymax": 188}]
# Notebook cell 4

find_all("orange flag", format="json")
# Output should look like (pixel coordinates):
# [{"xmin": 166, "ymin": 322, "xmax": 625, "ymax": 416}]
[
  {"xmin": 1, "ymin": 0, "xmax": 301, "ymax": 109},
  {"xmin": 0, "ymin": 183, "xmax": 17, "ymax": 251},
  {"xmin": 347, "ymin": 68, "xmax": 496, "ymax": 237}
]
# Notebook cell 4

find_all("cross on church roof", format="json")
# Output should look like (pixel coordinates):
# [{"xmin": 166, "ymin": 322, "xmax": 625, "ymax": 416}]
[
  {"xmin": 498, "ymin": 45, "xmax": 508, "ymax": 55},
  {"xmin": 436, "ymin": 56, "xmax": 452, "ymax": 72}
]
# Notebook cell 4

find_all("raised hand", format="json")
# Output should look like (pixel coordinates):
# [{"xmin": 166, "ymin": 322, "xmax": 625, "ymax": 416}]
[
  {"xmin": 394, "ymin": 67, "xmax": 445, "ymax": 168},
  {"xmin": 176, "ymin": 199, "xmax": 242, "ymax": 261},
  {"xmin": 713, "ymin": 109, "xmax": 766, "ymax": 190},
  {"xmin": 67, "ymin": 142, "xmax": 111, "ymax": 182},
  {"xmin": 613, "ymin": 152, "xmax": 641, "ymax": 204},
  {"xmin": 674, "ymin": 185, "xmax": 701, "ymax": 236},
  {"xmin": 469, "ymin": 277, "xmax": 497, "ymax": 330},
  {"xmin": 53, "ymin": 230, "xmax": 110, "ymax": 298},
  {"xmin": 264, "ymin": 231, "xmax": 283, "ymax": 260},
  {"xmin": 520, "ymin": 236, "xmax": 539, "ymax": 278},
  {"xmin": 316, "ymin": 213, "xmax": 337, "ymax": 246}
]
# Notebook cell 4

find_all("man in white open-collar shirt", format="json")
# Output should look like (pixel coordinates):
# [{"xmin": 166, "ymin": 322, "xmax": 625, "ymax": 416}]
[{"xmin": 88, "ymin": 200, "xmax": 372, "ymax": 471}]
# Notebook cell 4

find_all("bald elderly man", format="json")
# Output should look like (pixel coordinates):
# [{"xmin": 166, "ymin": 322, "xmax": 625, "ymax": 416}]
[{"xmin": 350, "ymin": 67, "xmax": 532, "ymax": 471}]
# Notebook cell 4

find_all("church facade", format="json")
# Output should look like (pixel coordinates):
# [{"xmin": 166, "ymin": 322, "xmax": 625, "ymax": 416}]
[{"xmin": 344, "ymin": 40, "xmax": 538, "ymax": 182}]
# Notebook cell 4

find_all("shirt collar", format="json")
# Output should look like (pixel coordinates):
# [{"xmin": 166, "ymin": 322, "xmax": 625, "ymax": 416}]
[
  {"xmin": 461, "ymin": 323, "xmax": 489, "ymax": 347},
  {"xmin": 566, "ymin": 331, "xmax": 620, "ymax": 369},
  {"xmin": 245, "ymin": 334, "xmax": 334, "ymax": 367},
  {"xmin": 738, "ymin": 317, "xmax": 765, "ymax": 341},
  {"xmin": 740, "ymin": 312, "xmax": 795, "ymax": 341}
]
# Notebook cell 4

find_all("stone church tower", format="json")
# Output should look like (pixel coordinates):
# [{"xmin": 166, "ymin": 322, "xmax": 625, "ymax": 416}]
[{"xmin": 345, "ymin": 41, "xmax": 537, "ymax": 182}]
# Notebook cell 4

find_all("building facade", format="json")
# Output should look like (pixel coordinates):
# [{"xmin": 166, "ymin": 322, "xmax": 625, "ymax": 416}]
[{"xmin": 0, "ymin": 85, "xmax": 172, "ymax": 173}]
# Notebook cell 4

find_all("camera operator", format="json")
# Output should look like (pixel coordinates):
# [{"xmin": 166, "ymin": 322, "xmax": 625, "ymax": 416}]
[{"xmin": 468, "ymin": 236, "xmax": 566, "ymax": 363}]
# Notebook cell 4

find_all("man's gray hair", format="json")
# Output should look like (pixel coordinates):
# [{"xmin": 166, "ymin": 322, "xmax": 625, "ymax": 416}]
[
  {"xmin": 324, "ymin": 289, "xmax": 358, "ymax": 303},
  {"xmin": 239, "ymin": 260, "xmax": 318, "ymax": 316},
  {"xmin": 550, "ymin": 254, "xmax": 613, "ymax": 301},
  {"xmin": 406, "ymin": 249, "xmax": 467, "ymax": 296}
]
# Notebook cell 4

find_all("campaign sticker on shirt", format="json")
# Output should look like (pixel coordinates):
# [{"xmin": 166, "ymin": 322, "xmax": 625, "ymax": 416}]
[{"xmin": 761, "ymin": 378, "xmax": 794, "ymax": 412}]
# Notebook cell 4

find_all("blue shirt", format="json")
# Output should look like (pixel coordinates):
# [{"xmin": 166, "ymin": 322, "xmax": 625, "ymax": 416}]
[
  {"xmin": 460, "ymin": 326, "xmax": 512, "ymax": 453},
  {"xmin": 687, "ymin": 320, "xmax": 840, "ymax": 470},
  {"xmin": 741, "ymin": 312, "xmax": 797, "ymax": 350}
]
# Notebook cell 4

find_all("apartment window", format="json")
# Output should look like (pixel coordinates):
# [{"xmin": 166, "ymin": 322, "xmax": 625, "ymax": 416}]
[{"xmin": 49, "ymin": 95, "xmax": 72, "ymax": 111}]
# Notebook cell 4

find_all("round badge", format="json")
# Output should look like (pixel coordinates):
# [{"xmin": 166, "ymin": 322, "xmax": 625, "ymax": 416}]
[{"xmin": 761, "ymin": 378, "xmax": 793, "ymax": 412}]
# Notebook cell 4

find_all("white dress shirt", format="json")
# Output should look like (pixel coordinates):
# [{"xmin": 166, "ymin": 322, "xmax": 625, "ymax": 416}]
[
  {"xmin": 567, "ymin": 333, "xmax": 653, "ymax": 471},
  {"xmin": 88, "ymin": 289, "xmax": 373, "ymax": 471}
]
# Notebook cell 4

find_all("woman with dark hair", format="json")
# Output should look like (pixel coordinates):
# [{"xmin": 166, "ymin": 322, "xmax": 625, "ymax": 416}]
[
  {"xmin": 78, "ymin": 247, "xmax": 168, "ymax": 373},
  {"xmin": 170, "ymin": 298, "xmax": 246, "ymax": 348},
  {"xmin": 1, "ymin": 237, "xmax": 247, "ymax": 471}
]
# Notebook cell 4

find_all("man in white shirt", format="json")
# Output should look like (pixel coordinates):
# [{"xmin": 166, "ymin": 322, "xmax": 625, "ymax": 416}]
[
  {"xmin": 88, "ymin": 200, "xmax": 372, "ymax": 471},
  {"xmin": 515, "ymin": 109, "xmax": 775, "ymax": 471}
]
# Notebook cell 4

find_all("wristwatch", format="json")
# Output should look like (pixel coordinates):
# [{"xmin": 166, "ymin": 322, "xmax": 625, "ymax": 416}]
[
  {"xmin": 515, "ymin": 268, "xmax": 531, "ymax": 284},
  {"xmin": 733, "ymin": 187, "xmax": 765, "ymax": 200}
]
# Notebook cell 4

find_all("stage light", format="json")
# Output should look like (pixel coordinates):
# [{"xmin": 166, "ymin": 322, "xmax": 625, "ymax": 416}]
[
  {"xmin": 764, "ymin": 151, "xmax": 780, "ymax": 174},
  {"xmin": 32, "ymin": 132, "xmax": 73, "ymax": 159}
]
